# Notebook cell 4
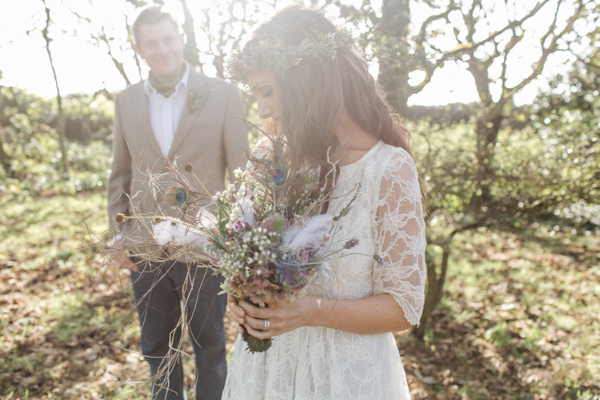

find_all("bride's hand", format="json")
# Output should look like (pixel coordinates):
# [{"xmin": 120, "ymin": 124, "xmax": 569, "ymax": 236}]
[
  {"xmin": 228, "ymin": 295, "xmax": 247, "ymax": 333},
  {"xmin": 238, "ymin": 295, "xmax": 317, "ymax": 339}
]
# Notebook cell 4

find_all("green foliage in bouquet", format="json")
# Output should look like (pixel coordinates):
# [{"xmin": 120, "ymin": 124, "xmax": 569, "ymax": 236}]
[{"xmin": 242, "ymin": 331, "xmax": 272, "ymax": 353}]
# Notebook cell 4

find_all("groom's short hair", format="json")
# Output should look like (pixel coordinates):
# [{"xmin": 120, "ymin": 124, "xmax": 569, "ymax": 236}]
[{"xmin": 132, "ymin": 5, "xmax": 180, "ymax": 44}]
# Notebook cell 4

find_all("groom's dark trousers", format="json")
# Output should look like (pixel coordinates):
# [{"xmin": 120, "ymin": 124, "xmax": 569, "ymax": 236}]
[{"xmin": 130, "ymin": 259, "xmax": 227, "ymax": 400}]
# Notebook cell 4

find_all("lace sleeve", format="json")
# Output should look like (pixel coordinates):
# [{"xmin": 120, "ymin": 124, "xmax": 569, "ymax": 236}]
[{"xmin": 373, "ymin": 149, "xmax": 426, "ymax": 326}]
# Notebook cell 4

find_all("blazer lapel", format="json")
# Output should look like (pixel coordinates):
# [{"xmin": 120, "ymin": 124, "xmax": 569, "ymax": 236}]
[
  {"xmin": 167, "ymin": 69, "xmax": 209, "ymax": 160},
  {"xmin": 132, "ymin": 83, "xmax": 163, "ymax": 158}
]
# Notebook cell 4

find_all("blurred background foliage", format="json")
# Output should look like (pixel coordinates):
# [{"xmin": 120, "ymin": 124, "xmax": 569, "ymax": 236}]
[
  {"xmin": 1, "ymin": 0, "xmax": 599, "ymax": 398},
  {"xmin": 0, "ymin": 86, "xmax": 113, "ymax": 199}
]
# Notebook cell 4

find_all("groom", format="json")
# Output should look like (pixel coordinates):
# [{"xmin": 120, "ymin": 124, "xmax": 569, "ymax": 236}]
[{"xmin": 107, "ymin": 5, "xmax": 248, "ymax": 399}]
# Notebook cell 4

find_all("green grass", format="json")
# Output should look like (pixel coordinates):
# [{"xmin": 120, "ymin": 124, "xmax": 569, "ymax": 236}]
[
  {"xmin": 2, "ymin": 192, "xmax": 599, "ymax": 399},
  {"xmin": 0, "ymin": 192, "xmax": 151, "ymax": 399},
  {"xmin": 435, "ymin": 229, "xmax": 600, "ymax": 398}
]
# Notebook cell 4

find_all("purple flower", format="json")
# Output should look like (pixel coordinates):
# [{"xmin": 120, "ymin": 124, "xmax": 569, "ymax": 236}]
[
  {"xmin": 233, "ymin": 220, "xmax": 244, "ymax": 231},
  {"xmin": 283, "ymin": 272, "xmax": 307, "ymax": 289},
  {"xmin": 301, "ymin": 250, "xmax": 309, "ymax": 264},
  {"xmin": 373, "ymin": 254, "xmax": 386, "ymax": 267},
  {"xmin": 343, "ymin": 237, "xmax": 359, "ymax": 249}
]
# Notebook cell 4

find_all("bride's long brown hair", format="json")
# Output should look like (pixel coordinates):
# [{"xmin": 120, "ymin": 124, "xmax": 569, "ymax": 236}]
[{"xmin": 242, "ymin": 4, "xmax": 427, "ymax": 206}]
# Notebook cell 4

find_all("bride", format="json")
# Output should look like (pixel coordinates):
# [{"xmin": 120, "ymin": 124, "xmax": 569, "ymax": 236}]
[{"xmin": 223, "ymin": 5, "xmax": 427, "ymax": 399}]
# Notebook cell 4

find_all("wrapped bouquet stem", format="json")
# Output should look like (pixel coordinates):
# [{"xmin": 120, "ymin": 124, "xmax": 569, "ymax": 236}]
[{"xmin": 241, "ymin": 300, "xmax": 272, "ymax": 353}]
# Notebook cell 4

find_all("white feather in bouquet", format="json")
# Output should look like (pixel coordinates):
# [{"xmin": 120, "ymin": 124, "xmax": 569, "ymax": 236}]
[
  {"xmin": 153, "ymin": 220, "xmax": 210, "ymax": 246},
  {"xmin": 233, "ymin": 197, "xmax": 255, "ymax": 226},
  {"xmin": 282, "ymin": 215, "xmax": 333, "ymax": 250},
  {"xmin": 197, "ymin": 208, "xmax": 218, "ymax": 229}
]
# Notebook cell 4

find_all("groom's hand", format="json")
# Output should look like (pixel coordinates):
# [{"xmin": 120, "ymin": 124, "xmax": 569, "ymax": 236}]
[{"xmin": 113, "ymin": 239, "xmax": 138, "ymax": 272}]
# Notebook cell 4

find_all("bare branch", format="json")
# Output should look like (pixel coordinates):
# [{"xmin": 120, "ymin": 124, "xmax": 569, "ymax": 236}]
[
  {"xmin": 464, "ymin": 0, "xmax": 482, "ymax": 44},
  {"xmin": 415, "ymin": 6, "xmax": 456, "ymax": 46},
  {"xmin": 69, "ymin": 5, "xmax": 133, "ymax": 86},
  {"xmin": 567, "ymin": 48, "xmax": 600, "ymax": 73},
  {"xmin": 438, "ymin": 0, "xmax": 552, "ymax": 63},
  {"xmin": 100, "ymin": 27, "xmax": 131, "ymax": 86},
  {"xmin": 413, "ymin": 0, "xmax": 555, "ymax": 100},
  {"xmin": 41, "ymin": 0, "xmax": 69, "ymax": 174},
  {"xmin": 507, "ymin": 0, "xmax": 584, "ymax": 96},
  {"xmin": 466, "ymin": 0, "xmax": 551, "ymax": 53},
  {"xmin": 499, "ymin": 28, "xmax": 525, "ymax": 95}
]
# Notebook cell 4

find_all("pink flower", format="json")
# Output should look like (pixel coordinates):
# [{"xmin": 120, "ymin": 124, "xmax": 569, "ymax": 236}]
[{"xmin": 302, "ymin": 250, "xmax": 309, "ymax": 264}]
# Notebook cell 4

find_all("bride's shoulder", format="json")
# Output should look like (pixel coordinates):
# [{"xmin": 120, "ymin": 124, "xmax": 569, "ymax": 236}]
[
  {"xmin": 251, "ymin": 136, "xmax": 273, "ymax": 159},
  {"xmin": 246, "ymin": 136, "xmax": 276, "ymax": 170},
  {"xmin": 373, "ymin": 142, "xmax": 416, "ymax": 171}
]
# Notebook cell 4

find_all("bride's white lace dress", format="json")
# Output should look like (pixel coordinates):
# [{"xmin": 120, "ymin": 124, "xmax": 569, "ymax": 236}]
[{"xmin": 222, "ymin": 141, "xmax": 427, "ymax": 400}]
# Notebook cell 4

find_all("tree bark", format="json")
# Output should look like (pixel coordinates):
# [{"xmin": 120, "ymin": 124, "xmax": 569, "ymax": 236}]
[
  {"xmin": 100, "ymin": 28, "xmax": 131, "ymax": 86},
  {"xmin": 42, "ymin": 0, "xmax": 69, "ymax": 175},
  {"xmin": 0, "ymin": 133, "xmax": 10, "ymax": 176},
  {"xmin": 376, "ymin": 0, "xmax": 411, "ymax": 116},
  {"xmin": 473, "ymin": 114, "xmax": 502, "ymax": 207},
  {"xmin": 414, "ymin": 244, "xmax": 450, "ymax": 340},
  {"xmin": 0, "ymin": 88, "xmax": 12, "ymax": 176},
  {"xmin": 179, "ymin": 0, "xmax": 202, "ymax": 71}
]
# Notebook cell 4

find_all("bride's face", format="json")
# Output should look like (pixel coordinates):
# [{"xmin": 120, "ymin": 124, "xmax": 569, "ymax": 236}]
[{"xmin": 247, "ymin": 70, "xmax": 282, "ymax": 122}]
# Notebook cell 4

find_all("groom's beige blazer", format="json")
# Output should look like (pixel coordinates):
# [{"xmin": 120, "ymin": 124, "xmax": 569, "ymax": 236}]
[{"xmin": 107, "ymin": 69, "xmax": 248, "ymax": 257}]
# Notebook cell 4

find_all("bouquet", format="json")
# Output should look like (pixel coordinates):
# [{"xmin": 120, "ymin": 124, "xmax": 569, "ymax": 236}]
[{"xmin": 145, "ymin": 137, "xmax": 359, "ymax": 353}]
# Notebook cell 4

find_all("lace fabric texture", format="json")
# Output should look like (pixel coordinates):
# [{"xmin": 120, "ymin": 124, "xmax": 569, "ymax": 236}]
[{"xmin": 222, "ymin": 141, "xmax": 426, "ymax": 400}]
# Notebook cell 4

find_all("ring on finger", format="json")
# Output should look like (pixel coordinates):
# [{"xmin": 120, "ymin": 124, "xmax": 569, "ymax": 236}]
[{"xmin": 263, "ymin": 318, "xmax": 270, "ymax": 331}]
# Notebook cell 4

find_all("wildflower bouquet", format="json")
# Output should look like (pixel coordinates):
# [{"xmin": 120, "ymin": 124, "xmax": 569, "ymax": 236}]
[{"xmin": 148, "ymin": 137, "xmax": 359, "ymax": 353}]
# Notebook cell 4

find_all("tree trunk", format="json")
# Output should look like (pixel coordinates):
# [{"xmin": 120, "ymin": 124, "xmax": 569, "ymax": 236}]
[
  {"xmin": 376, "ymin": 0, "xmax": 411, "ymax": 117},
  {"xmin": 472, "ymin": 113, "xmax": 502, "ymax": 208},
  {"xmin": 0, "ymin": 133, "xmax": 11, "ymax": 176},
  {"xmin": 0, "ymin": 88, "xmax": 12, "ymax": 176},
  {"xmin": 42, "ymin": 0, "xmax": 69, "ymax": 175},
  {"xmin": 414, "ymin": 244, "xmax": 450, "ymax": 340},
  {"xmin": 180, "ymin": 0, "xmax": 202, "ymax": 71}
]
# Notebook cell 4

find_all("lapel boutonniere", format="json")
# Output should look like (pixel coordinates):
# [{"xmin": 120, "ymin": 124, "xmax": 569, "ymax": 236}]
[{"xmin": 188, "ymin": 89, "xmax": 203, "ymax": 113}]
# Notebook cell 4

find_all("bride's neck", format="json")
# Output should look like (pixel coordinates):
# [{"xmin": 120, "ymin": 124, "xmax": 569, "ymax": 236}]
[{"xmin": 335, "ymin": 113, "xmax": 378, "ymax": 166}]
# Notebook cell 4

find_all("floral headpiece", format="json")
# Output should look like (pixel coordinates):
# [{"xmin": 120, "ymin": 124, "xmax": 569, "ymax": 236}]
[{"xmin": 227, "ymin": 30, "xmax": 355, "ymax": 82}]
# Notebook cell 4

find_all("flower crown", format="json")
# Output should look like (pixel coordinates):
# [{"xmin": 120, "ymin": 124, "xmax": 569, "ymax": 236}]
[{"xmin": 227, "ymin": 30, "xmax": 354, "ymax": 82}]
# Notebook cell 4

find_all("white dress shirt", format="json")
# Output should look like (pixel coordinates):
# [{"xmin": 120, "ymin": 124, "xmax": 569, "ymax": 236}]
[{"xmin": 143, "ymin": 64, "xmax": 190, "ymax": 157}]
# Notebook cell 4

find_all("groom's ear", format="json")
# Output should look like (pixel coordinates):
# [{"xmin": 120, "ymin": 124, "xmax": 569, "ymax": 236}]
[{"xmin": 134, "ymin": 42, "xmax": 142, "ymax": 57}]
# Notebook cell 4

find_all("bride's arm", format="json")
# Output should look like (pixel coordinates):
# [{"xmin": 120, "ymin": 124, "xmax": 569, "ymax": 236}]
[{"xmin": 229, "ymin": 292, "xmax": 411, "ymax": 338}]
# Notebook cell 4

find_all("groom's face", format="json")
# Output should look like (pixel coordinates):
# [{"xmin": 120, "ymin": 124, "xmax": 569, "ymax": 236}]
[{"xmin": 135, "ymin": 19, "xmax": 185, "ymax": 83}]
